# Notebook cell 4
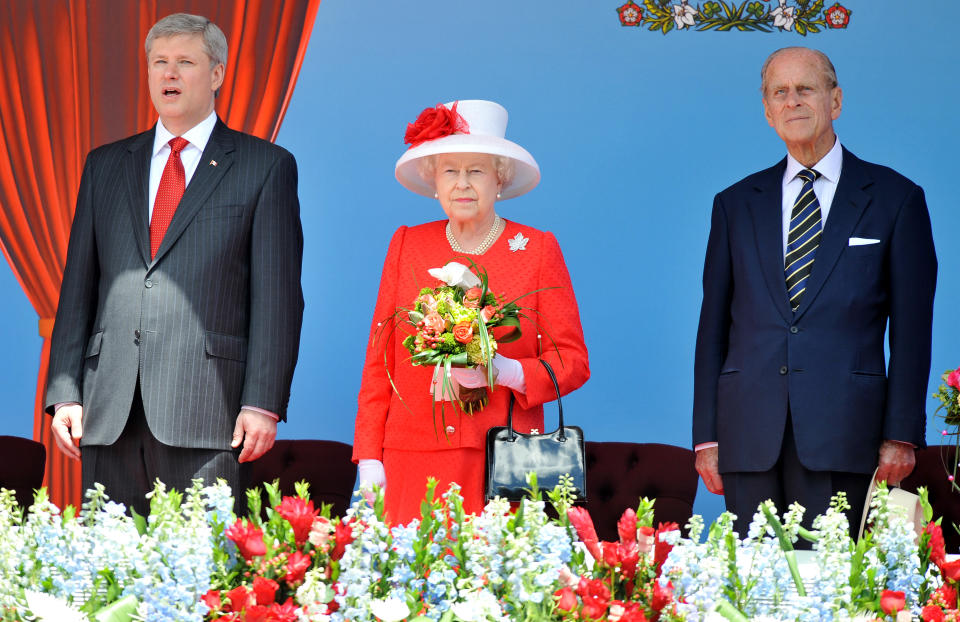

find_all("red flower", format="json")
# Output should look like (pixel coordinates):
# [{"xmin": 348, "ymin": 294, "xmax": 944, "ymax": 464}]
[
  {"xmin": 609, "ymin": 601, "xmax": 648, "ymax": 622},
  {"xmin": 568, "ymin": 506, "xmax": 603, "ymax": 561},
  {"xmin": 276, "ymin": 497, "xmax": 320, "ymax": 546},
  {"xmin": 880, "ymin": 590, "xmax": 906, "ymax": 614},
  {"xmin": 404, "ymin": 102, "xmax": 469, "ymax": 149},
  {"xmin": 616, "ymin": 2, "xmax": 643, "ymax": 27},
  {"xmin": 554, "ymin": 586, "xmax": 578, "ymax": 612},
  {"xmin": 225, "ymin": 519, "xmax": 266, "ymax": 561},
  {"xmin": 942, "ymin": 559, "xmax": 960, "ymax": 583},
  {"xmin": 578, "ymin": 577, "xmax": 611, "ymax": 620},
  {"xmin": 243, "ymin": 604, "xmax": 270, "ymax": 622},
  {"xmin": 922, "ymin": 605, "xmax": 946, "ymax": 622},
  {"xmin": 933, "ymin": 583, "xmax": 958, "ymax": 606},
  {"xmin": 269, "ymin": 598, "xmax": 300, "ymax": 622},
  {"xmin": 926, "ymin": 521, "xmax": 947, "ymax": 567},
  {"xmin": 201, "ymin": 589, "xmax": 222, "ymax": 613},
  {"xmin": 654, "ymin": 522, "xmax": 679, "ymax": 575},
  {"xmin": 284, "ymin": 550, "xmax": 312, "ymax": 585},
  {"xmin": 825, "ymin": 3, "xmax": 851, "ymax": 28},
  {"xmin": 252, "ymin": 576, "xmax": 279, "ymax": 606},
  {"xmin": 652, "ymin": 580, "xmax": 676, "ymax": 616},
  {"xmin": 224, "ymin": 585, "xmax": 253, "ymax": 613},
  {"xmin": 331, "ymin": 520, "xmax": 355, "ymax": 561},
  {"xmin": 617, "ymin": 508, "xmax": 638, "ymax": 544},
  {"xmin": 948, "ymin": 367, "xmax": 960, "ymax": 390}
]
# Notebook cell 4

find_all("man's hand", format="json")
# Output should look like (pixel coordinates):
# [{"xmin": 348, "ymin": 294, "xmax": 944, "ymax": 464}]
[
  {"xmin": 232, "ymin": 408, "xmax": 277, "ymax": 463},
  {"xmin": 695, "ymin": 445, "xmax": 724, "ymax": 495},
  {"xmin": 875, "ymin": 440, "xmax": 916, "ymax": 487},
  {"xmin": 51, "ymin": 404, "xmax": 83, "ymax": 460}
]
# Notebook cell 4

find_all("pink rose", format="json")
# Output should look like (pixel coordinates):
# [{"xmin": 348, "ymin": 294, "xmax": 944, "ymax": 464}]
[
  {"xmin": 947, "ymin": 367, "xmax": 960, "ymax": 390},
  {"xmin": 481, "ymin": 305, "xmax": 497, "ymax": 322},
  {"xmin": 463, "ymin": 287, "xmax": 482, "ymax": 309},
  {"xmin": 452, "ymin": 321, "xmax": 474, "ymax": 344},
  {"xmin": 422, "ymin": 312, "xmax": 445, "ymax": 335}
]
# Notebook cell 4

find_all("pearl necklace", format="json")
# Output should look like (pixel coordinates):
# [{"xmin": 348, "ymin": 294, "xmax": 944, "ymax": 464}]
[{"xmin": 446, "ymin": 214, "xmax": 503, "ymax": 255}]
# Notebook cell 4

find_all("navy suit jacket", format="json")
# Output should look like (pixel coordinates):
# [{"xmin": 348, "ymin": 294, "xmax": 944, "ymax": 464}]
[{"xmin": 693, "ymin": 147, "xmax": 937, "ymax": 475}]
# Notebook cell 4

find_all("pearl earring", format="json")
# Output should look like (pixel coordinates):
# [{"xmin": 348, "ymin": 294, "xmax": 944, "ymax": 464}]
[
  {"xmin": 434, "ymin": 192, "xmax": 439, "ymax": 199},
  {"xmin": 496, "ymin": 192, "xmax": 502, "ymax": 199}
]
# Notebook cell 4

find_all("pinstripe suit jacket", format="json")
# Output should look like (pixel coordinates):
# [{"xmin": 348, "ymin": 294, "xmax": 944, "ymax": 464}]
[{"xmin": 45, "ymin": 119, "xmax": 304, "ymax": 449}]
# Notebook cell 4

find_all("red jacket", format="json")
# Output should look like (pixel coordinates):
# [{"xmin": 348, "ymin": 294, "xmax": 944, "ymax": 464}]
[{"xmin": 353, "ymin": 219, "xmax": 590, "ymax": 460}]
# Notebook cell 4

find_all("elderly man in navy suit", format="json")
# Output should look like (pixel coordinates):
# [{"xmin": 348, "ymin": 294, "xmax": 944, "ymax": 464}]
[
  {"xmin": 693, "ymin": 46, "xmax": 937, "ymax": 536},
  {"xmin": 45, "ymin": 14, "xmax": 303, "ymax": 515}
]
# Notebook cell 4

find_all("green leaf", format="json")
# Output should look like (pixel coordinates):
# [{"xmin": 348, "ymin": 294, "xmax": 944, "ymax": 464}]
[
  {"xmin": 92, "ymin": 595, "xmax": 139, "ymax": 622},
  {"xmin": 131, "ymin": 507, "xmax": 147, "ymax": 536}
]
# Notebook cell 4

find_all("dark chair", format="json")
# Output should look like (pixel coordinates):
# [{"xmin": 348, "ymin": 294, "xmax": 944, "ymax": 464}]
[
  {"xmin": 584, "ymin": 441, "xmax": 698, "ymax": 542},
  {"xmin": 248, "ymin": 439, "xmax": 357, "ymax": 518},
  {"xmin": 901, "ymin": 444, "xmax": 960, "ymax": 553},
  {"xmin": 0, "ymin": 435, "xmax": 46, "ymax": 510}
]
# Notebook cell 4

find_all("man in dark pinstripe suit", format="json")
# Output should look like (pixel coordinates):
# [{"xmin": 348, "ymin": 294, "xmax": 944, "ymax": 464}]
[{"xmin": 44, "ymin": 14, "xmax": 303, "ymax": 516}]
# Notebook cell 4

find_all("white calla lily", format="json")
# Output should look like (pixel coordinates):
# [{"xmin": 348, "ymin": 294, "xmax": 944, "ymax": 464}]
[
  {"xmin": 24, "ymin": 591, "xmax": 87, "ymax": 622},
  {"xmin": 428, "ymin": 262, "xmax": 481, "ymax": 289},
  {"xmin": 369, "ymin": 596, "xmax": 410, "ymax": 622}
]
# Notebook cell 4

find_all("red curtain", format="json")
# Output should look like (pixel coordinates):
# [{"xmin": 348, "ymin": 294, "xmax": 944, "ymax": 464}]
[{"xmin": 0, "ymin": 0, "xmax": 321, "ymax": 510}]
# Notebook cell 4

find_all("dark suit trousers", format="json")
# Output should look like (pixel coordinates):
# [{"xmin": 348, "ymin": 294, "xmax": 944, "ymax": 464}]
[
  {"xmin": 723, "ymin": 412, "xmax": 871, "ymax": 547},
  {"xmin": 81, "ymin": 381, "xmax": 248, "ymax": 517}
]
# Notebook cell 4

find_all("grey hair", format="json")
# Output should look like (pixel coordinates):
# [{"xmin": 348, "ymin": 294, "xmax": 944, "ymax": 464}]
[
  {"xmin": 417, "ymin": 154, "xmax": 516, "ymax": 189},
  {"xmin": 145, "ymin": 13, "xmax": 228, "ymax": 68},
  {"xmin": 760, "ymin": 47, "xmax": 838, "ymax": 96}
]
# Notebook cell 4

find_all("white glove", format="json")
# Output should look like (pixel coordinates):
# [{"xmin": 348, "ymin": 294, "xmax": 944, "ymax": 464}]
[
  {"xmin": 357, "ymin": 459, "xmax": 386, "ymax": 490},
  {"xmin": 449, "ymin": 354, "xmax": 526, "ymax": 393}
]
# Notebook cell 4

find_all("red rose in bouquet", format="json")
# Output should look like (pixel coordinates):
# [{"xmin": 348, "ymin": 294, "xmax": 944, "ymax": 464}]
[
  {"xmin": 880, "ymin": 590, "xmax": 906, "ymax": 614},
  {"xmin": 224, "ymin": 585, "xmax": 253, "ymax": 612},
  {"xmin": 251, "ymin": 576, "xmax": 279, "ymax": 606},
  {"xmin": 403, "ymin": 101, "xmax": 470, "ymax": 149},
  {"xmin": 283, "ymin": 550, "xmax": 312, "ymax": 586}
]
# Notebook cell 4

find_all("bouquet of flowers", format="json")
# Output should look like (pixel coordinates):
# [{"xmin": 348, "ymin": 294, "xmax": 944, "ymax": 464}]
[
  {"xmin": 382, "ymin": 258, "xmax": 554, "ymax": 435},
  {"xmin": 933, "ymin": 365, "xmax": 960, "ymax": 492}
]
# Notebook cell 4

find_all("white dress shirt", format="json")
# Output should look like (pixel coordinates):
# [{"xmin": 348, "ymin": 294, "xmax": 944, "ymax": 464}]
[{"xmin": 781, "ymin": 137, "xmax": 842, "ymax": 256}]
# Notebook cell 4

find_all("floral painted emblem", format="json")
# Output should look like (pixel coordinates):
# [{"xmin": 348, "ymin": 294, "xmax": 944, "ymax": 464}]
[
  {"xmin": 825, "ymin": 2, "xmax": 852, "ymax": 28},
  {"xmin": 507, "ymin": 232, "xmax": 529, "ymax": 252},
  {"xmin": 618, "ymin": 0, "xmax": 851, "ymax": 34},
  {"xmin": 617, "ymin": 1, "xmax": 643, "ymax": 26}
]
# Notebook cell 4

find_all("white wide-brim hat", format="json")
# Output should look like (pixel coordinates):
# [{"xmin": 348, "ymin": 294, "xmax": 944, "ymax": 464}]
[{"xmin": 395, "ymin": 100, "xmax": 540, "ymax": 200}]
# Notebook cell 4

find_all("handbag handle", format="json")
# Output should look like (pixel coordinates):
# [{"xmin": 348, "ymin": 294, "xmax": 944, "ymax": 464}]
[{"xmin": 506, "ymin": 359, "xmax": 564, "ymax": 441}]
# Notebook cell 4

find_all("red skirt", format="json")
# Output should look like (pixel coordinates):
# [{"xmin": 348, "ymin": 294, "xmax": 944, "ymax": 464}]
[{"xmin": 382, "ymin": 447, "xmax": 485, "ymax": 525}]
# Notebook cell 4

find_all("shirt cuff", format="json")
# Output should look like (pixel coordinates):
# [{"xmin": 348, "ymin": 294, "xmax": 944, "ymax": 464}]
[
  {"xmin": 695, "ymin": 441, "xmax": 718, "ymax": 452},
  {"xmin": 54, "ymin": 402, "xmax": 80, "ymax": 414},
  {"xmin": 241, "ymin": 405, "xmax": 279, "ymax": 421},
  {"xmin": 886, "ymin": 439, "xmax": 916, "ymax": 448}
]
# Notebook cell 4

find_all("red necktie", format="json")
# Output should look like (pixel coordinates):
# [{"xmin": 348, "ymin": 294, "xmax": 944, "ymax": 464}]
[{"xmin": 150, "ymin": 136, "xmax": 189, "ymax": 259}]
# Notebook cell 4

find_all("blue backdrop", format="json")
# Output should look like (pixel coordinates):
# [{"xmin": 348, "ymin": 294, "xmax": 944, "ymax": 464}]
[{"xmin": 1, "ymin": 1, "xmax": 956, "ymax": 522}]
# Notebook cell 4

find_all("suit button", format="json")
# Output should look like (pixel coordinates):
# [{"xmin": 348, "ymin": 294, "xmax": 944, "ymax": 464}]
[
  {"xmin": 790, "ymin": 326, "xmax": 799, "ymax": 334},
  {"xmin": 779, "ymin": 366, "xmax": 788, "ymax": 375},
  {"xmin": 144, "ymin": 279, "xmax": 153, "ymax": 288},
  {"xmin": 445, "ymin": 425, "xmax": 455, "ymax": 435},
  {"xmin": 134, "ymin": 338, "xmax": 140, "ymax": 346},
  {"xmin": 134, "ymin": 329, "xmax": 141, "ymax": 338}
]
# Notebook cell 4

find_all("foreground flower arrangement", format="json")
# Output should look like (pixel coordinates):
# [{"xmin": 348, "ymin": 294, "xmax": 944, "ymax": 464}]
[{"xmin": 1, "ymin": 475, "xmax": 959, "ymax": 621}]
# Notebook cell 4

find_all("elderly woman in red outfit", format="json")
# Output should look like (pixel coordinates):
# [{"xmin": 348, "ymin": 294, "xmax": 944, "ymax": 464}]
[{"xmin": 352, "ymin": 100, "xmax": 590, "ymax": 524}]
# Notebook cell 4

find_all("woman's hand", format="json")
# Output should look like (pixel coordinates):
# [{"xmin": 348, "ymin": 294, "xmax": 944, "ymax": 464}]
[
  {"xmin": 358, "ymin": 459, "xmax": 386, "ymax": 490},
  {"xmin": 450, "ymin": 354, "xmax": 526, "ymax": 393}
]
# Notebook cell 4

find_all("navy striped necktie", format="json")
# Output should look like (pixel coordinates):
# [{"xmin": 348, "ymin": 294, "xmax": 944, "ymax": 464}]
[{"xmin": 784, "ymin": 168, "xmax": 822, "ymax": 312}]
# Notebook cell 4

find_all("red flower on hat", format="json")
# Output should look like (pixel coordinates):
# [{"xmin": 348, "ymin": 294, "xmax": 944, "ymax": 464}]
[
  {"xmin": 616, "ymin": 2, "xmax": 643, "ymax": 27},
  {"xmin": 825, "ymin": 3, "xmax": 851, "ymax": 28},
  {"xmin": 404, "ymin": 102, "xmax": 470, "ymax": 149}
]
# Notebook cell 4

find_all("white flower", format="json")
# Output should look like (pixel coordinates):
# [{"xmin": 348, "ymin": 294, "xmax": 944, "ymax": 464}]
[
  {"xmin": 24, "ymin": 591, "xmax": 86, "ymax": 622},
  {"xmin": 368, "ymin": 596, "xmax": 410, "ymax": 622},
  {"xmin": 428, "ymin": 261, "xmax": 481, "ymax": 289},
  {"xmin": 770, "ymin": 0, "xmax": 796, "ymax": 31},
  {"xmin": 672, "ymin": 2, "xmax": 697, "ymax": 29}
]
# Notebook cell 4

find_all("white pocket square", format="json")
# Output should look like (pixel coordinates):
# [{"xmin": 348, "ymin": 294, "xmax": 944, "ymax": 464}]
[{"xmin": 848, "ymin": 237, "xmax": 880, "ymax": 246}]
